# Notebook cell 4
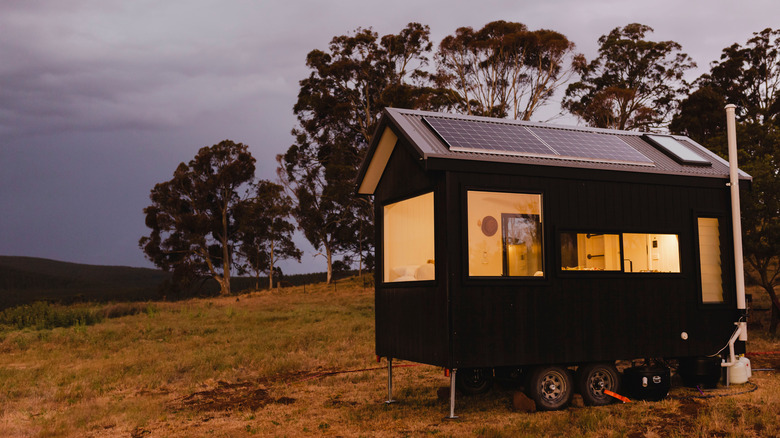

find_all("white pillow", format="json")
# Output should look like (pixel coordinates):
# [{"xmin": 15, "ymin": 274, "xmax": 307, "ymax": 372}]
[
  {"xmin": 392, "ymin": 265, "xmax": 419, "ymax": 281},
  {"xmin": 415, "ymin": 263, "xmax": 435, "ymax": 280}
]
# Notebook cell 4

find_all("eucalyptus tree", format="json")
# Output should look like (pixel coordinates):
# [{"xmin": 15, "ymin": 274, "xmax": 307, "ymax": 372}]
[
  {"xmin": 139, "ymin": 140, "xmax": 255, "ymax": 295},
  {"xmin": 436, "ymin": 20, "xmax": 580, "ymax": 120},
  {"xmin": 280, "ymin": 22, "xmax": 450, "ymax": 283},
  {"xmin": 235, "ymin": 180, "xmax": 301, "ymax": 290},
  {"xmin": 672, "ymin": 28, "xmax": 780, "ymax": 332},
  {"xmin": 563, "ymin": 23, "xmax": 695, "ymax": 131}
]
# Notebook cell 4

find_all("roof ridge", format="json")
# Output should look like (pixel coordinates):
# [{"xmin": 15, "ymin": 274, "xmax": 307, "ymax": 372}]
[{"xmin": 388, "ymin": 107, "xmax": 652, "ymax": 137}]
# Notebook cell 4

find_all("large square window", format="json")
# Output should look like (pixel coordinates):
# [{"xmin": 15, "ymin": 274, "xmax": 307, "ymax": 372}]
[
  {"xmin": 383, "ymin": 192, "xmax": 435, "ymax": 282},
  {"xmin": 468, "ymin": 191, "xmax": 543, "ymax": 277}
]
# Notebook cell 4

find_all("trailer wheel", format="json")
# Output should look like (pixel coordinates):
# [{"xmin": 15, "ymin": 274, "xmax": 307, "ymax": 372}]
[
  {"xmin": 577, "ymin": 363, "xmax": 620, "ymax": 406},
  {"xmin": 456, "ymin": 367, "xmax": 493, "ymax": 395},
  {"xmin": 526, "ymin": 365, "xmax": 574, "ymax": 411}
]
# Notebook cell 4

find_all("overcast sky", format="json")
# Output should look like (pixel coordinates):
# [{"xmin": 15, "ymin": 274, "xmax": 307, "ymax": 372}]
[{"xmin": 1, "ymin": 0, "xmax": 777, "ymax": 274}]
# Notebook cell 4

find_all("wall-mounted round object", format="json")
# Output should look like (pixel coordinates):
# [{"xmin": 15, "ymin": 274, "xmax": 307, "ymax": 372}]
[{"xmin": 481, "ymin": 216, "xmax": 498, "ymax": 236}]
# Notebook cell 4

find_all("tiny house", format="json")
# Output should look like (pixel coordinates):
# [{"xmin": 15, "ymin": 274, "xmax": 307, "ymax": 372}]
[{"xmin": 355, "ymin": 108, "xmax": 750, "ymax": 412}]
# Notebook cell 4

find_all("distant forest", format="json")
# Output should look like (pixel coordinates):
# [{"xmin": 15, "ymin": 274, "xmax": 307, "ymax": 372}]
[{"xmin": 0, "ymin": 256, "xmax": 365, "ymax": 309}]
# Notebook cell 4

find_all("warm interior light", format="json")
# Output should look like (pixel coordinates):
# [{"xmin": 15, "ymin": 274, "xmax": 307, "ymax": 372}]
[{"xmin": 383, "ymin": 192, "xmax": 435, "ymax": 282}]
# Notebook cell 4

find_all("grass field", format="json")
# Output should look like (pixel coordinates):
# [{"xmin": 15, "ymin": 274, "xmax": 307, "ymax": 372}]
[{"xmin": 0, "ymin": 277, "xmax": 778, "ymax": 437}]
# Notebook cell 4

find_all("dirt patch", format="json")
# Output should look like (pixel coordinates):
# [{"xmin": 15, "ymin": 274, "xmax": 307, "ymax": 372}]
[
  {"xmin": 169, "ymin": 369, "xmax": 348, "ymax": 413},
  {"xmin": 676, "ymin": 397, "xmax": 703, "ymax": 417},
  {"xmin": 627, "ymin": 399, "xmax": 701, "ymax": 437},
  {"xmin": 172, "ymin": 380, "xmax": 295, "ymax": 412},
  {"xmin": 130, "ymin": 426, "xmax": 151, "ymax": 438}
]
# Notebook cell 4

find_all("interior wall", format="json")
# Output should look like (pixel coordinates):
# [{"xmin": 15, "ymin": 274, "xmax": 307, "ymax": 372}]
[
  {"xmin": 623, "ymin": 233, "xmax": 680, "ymax": 273},
  {"xmin": 383, "ymin": 192, "xmax": 435, "ymax": 282},
  {"xmin": 655, "ymin": 234, "xmax": 681, "ymax": 272},
  {"xmin": 467, "ymin": 191, "xmax": 541, "ymax": 276},
  {"xmin": 578, "ymin": 234, "xmax": 621, "ymax": 270}
]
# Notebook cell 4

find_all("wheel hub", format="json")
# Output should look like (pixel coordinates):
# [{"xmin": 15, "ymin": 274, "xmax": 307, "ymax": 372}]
[
  {"xmin": 540, "ymin": 373, "xmax": 565, "ymax": 400},
  {"xmin": 589, "ymin": 370, "xmax": 612, "ymax": 397}
]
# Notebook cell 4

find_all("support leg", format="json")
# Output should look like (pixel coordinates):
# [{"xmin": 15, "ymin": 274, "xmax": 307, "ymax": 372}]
[
  {"xmin": 446, "ymin": 368, "xmax": 459, "ymax": 419},
  {"xmin": 385, "ymin": 357, "xmax": 397, "ymax": 404}
]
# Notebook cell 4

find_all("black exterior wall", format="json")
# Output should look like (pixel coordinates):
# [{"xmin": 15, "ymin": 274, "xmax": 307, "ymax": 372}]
[
  {"xmin": 373, "ymin": 132, "xmax": 449, "ymax": 366},
  {"xmin": 446, "ymin": 169, "xmax": 737, "ymax": 369},
  {"xmin": 373, "ymin": 128, "xmax": 742, "ymax": 370}
]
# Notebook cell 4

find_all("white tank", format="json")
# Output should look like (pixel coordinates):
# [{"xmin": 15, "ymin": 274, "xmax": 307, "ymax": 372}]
[
  {"xmin": 728, "ymin": 360, "xmax": 749, "ymax": 384},
  {"xmin": 738, "ymin": 356, "xmax": 752, "ymax": 378}
]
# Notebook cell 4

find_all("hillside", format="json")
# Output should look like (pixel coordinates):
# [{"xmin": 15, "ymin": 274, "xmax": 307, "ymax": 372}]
[
  {"xmin": 0, "ymin": 256, "xmax": 363, "ymax": 308},
  {"xmin": 0, "ymin": 256, "xmax": 169, "ymax": 307}
]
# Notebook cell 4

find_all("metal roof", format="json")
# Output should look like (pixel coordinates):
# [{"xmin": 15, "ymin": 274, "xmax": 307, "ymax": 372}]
[{"xmin": 356, "ymin": 107, "xmax": 750, "ymax": 195}]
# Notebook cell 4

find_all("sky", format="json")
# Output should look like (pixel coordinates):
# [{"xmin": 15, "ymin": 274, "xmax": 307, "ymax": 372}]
[{"xmin": 1, "ymin": 0, "xmax": 778, "ymax": 275}]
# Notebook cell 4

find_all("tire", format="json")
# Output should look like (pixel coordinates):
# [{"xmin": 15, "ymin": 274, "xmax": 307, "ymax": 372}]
[
  {"xmin": 525, "ymin": 365, "xmax": 574, "ymax": 411},
  {"xmin": 456, "ymin": 367, "xmax": 494, "ymax": 395},
  {"xmin": 577, "ymin": 363, "xmax": 621, "ymax": 406}
]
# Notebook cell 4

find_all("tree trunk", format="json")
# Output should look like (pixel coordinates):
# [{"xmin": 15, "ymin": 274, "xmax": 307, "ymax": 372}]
[
  {"xmin": 765, "ymin": 284, "xmax": 780, "ymax": 334},
  {"xmin": 326, "ymin": 245, "xmax": 333, "ymax": 284},
  {"xmin": 216, "ymin": 276, "xmax": 230, "ymax": 296},
  {"xmin": 219, "ymin": 194, "xmax": 231, "ymax": 296},
  {"xmin": 219, "ymin": 263, "xmax": 231, "ymax": 295},
  {"xmin": 269, "ymin": 241, "xmax": 275, "ymax": 290}
]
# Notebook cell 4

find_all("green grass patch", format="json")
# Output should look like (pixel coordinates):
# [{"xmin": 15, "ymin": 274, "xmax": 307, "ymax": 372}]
[{"xmin": 0, "ymin": 301, "xmax": 102, "ymax": 330}]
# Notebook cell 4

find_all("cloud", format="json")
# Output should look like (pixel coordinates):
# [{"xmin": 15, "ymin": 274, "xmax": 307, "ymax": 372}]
[
  {"xmin": 0, "ymin": 1, "xmax": 304, "ymax": 139},
  {"xmin": 1, "ymin": 0, "xmax": 779, "ymax": 272}
]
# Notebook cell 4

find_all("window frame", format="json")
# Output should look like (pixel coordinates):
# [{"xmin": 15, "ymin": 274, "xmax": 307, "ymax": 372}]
[
  {"xmin": 463, "ymin": 187, "xmax": 547, "ymax": 282},
  {"xmin": 694, "ymin": 213, "xmax": 731, "ymax": 306},
  {"xmin": 559, "ymin": 231, "xmax": 625, "ymax": 273},
  {"xmin": 380, "ymin": 190, "xmax": 437, "ymax": 285},
  {"xmin": 557, "ymin": 229, "xmax": 684, "ymax": 276}
]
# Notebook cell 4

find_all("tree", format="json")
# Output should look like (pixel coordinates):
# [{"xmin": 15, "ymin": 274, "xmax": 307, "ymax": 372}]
[
  {"xmin": 672, "ymin": 28, "xmax": 780, "ymax": 332},
  {"xmin": 668, "ymin": 86, "xmax": 726, "ymax": 141},
  {"xmin": 704, "ymin": 28, "xmax": 780, "ymax": 125},
  {"xmin": 436, "ymin": 20, "xmax": 580, "ymax": 120},
  {"xmin": 139, "ymin": 140, "xmax": 255, "ymax": 295},
  {"xmin": 281, "ymin": 23, "xmax": 449, "ymax": 283},
  {"xmin": 563, "ymin": 23, "xmax": 695, "ymax": 131},
  {"xmin": 235, "ymin": 180, "xmax": 301, "ymax": 290},
  {"xmin": 278, "ymin": 133, "xmax": 363, "ymax": 284},
  {"xmin": 740, "ymin": 126, "xmax": 780, "ymax": 333}
]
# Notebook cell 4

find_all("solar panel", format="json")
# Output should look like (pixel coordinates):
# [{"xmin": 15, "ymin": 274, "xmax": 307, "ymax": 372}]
[
  {"xmin": 422, "ymin": 116, "xmax": 654, "ymax": 166},
  {"xmin": 528, "ymin": 127, "xmax": 654, "ymax": 165},
  {"xmin": 643, "ymin": 134, "xmax": 711, "ymax": 166},
  {"xmin": 423, "ymin": 116, "xmax": 554, "ymax": 156}
]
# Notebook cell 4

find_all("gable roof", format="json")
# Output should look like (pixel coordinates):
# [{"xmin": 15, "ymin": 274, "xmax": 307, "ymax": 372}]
[{"xmin": 356, "ymin": 108, "xmax": 750, "ymax": 195}]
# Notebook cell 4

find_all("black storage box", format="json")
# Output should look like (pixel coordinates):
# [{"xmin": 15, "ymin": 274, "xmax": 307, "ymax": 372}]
[
  {"xmin": 623, "ymin": 365, "xmax": 671, "ymax": 401},
  {"xmin": 678, "ymin": 356, "xmax": 722, "ymax": 389}
]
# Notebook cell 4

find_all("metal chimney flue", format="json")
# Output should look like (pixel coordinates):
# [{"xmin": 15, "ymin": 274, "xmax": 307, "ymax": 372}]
[{"xmin": 725, "ymin": 104, "xmax": 747, "ymax": 343}]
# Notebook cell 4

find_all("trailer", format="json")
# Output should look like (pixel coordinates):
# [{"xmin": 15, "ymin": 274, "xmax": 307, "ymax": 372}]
[{"xmin": 355, "ymin": 107, "xmax": 751, "ymax": 413}]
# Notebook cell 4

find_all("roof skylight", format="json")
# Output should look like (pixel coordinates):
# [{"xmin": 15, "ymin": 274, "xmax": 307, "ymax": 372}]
[{"xmin": 643, "ymin": 134, "xmax": 711, "ymax": 166}]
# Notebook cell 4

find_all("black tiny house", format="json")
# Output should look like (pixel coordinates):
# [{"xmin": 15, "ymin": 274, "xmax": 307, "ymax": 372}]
[{"xmin": 355, "ymin": 108, "xmax": 750, "ymax": 411}]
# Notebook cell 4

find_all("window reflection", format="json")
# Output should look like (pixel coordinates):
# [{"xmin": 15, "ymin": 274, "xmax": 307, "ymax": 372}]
[{"xmin": 502, "ymin": 214, "xmax": 543, "ymax": 276}]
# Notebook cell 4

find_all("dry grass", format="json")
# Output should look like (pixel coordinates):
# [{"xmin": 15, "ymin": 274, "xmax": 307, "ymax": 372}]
[{"xmin": 0, "ymin": 279, "xmax": 778, "ymax": 437}]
